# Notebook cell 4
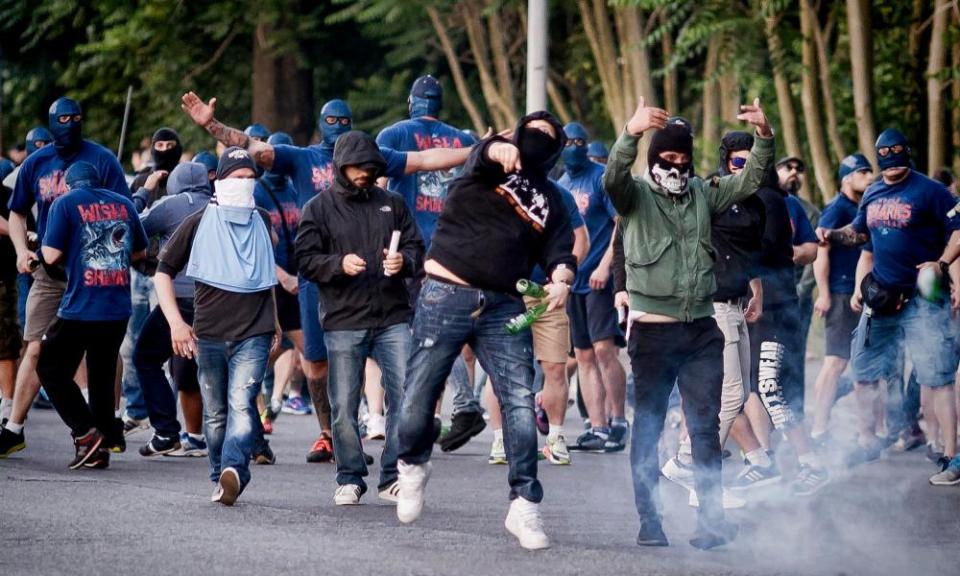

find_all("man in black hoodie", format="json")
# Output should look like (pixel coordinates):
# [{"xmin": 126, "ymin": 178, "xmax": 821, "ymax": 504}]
[
  {"xmin": 296, "ymin": 131, "xmax": 424, "ymax": 506},
  {"xmin": 394, "ymin": 111, "xmax": 576, "ymax": 551}
]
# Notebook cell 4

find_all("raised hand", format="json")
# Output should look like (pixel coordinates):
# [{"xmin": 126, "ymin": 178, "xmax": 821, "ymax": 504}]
[
  {"xmin": 625, "ymin": 97, "xmax": 669, "ymax": 136},
  {"xmin": 736, "ymin": 98, "xmax": 772, "ymax": 138},
  {"xmin": 181, "ymin": 91, "xmax": 217, "ymax": 127},
  {"xmin": 487, "ymin": 141, "xmax": 522, "ymax": 173}
]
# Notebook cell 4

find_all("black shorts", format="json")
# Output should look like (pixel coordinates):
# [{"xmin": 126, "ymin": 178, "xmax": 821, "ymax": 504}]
[
  {"xmin": 0, "ymin": 279, "xmax": 22, "ymax": 360},
  {"xmin": 749, "ymin": 301, "xmax": 804, "ymax": 423},
  {"xmin": 566, "ymin": 284, "xmax": 624, "ymax": 350},
  {"xmin": 824, "ymin": 292, "xmax": 859, "ymax": 360},
  {"xmin": 277, "ymin": 287, "xmax": 301, "ymax": 332}
]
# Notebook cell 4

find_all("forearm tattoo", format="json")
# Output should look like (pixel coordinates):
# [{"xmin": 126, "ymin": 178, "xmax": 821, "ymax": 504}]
[
  {"xmin": 204, "ymin": 119, "xmax": 250, "ymax": 149},
  {"xmin": 829, "ymin": 225, "xmax": 869, "ymax": 247}
]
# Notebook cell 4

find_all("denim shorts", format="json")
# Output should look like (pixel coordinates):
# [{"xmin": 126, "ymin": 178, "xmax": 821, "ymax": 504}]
[
  {"xmin": 852, "ymin": 297, "xmax": 958, "ymax": 387},
  {"xmin": 297, "ymin": 276, "xmax": 327, "ymax": 362}
]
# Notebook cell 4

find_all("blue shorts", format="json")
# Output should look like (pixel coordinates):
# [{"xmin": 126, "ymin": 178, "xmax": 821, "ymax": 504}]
[
  {"xmin": 566, "ymin": 284, "xmax": 624, "ymax": 350},
  {"xmin": 297, "ymin": 277, "xmax": 328, "ymax": 362},
  {"xmin": 852, "ymin": 297, "xmax": 957, "ymax": 388}
]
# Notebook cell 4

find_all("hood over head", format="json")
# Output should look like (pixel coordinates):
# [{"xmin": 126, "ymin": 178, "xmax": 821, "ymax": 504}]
[
  {"xmin": 512, "ymin": 111, "xmax": 565, "ymax": 174},
  {"xmin": 167, "ymin": 162, "xmax": 212, "ymax": 197},
  {"xmin": 717, "ymin": 131, "xmax": 754, "ymax": 177},
  {"xmin": 332, "ymin": 130, "xmax": 386, "ymax": 197}
]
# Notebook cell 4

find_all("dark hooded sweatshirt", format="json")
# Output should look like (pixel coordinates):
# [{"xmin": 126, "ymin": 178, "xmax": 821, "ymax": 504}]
[
  {"xmin": 295, "ymin": 131, "xmax": 424, "ymax": 331},
  {"xmin": 426, "ymin": 111, "xmax": 577, "ymax": 294}
]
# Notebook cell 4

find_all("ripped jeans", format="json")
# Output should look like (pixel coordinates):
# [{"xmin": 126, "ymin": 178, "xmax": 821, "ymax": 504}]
[
  {"xmin": 196, "ymin": 335, "xmax": 271, "ymax": 488},
  {"xmin": 397, "ymin": 278, "xmax": 541, "ymax": 503}
]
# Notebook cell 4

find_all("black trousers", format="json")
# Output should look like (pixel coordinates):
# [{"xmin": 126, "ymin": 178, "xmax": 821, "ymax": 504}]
[
  {"xmin": 37, "ymin": 318, "xmax": 128, "ymax": 439},
  {"xmin": 133, "ymin": 299, "xmax": 199, "ymax": 438},
  {"xmin": 627, "ymin": 317, "xmax": 725, "ymax": 528}
]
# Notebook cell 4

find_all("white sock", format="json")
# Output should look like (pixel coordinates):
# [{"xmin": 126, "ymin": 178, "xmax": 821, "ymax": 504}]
[
  {"xmin": 548, "ymin": 424, "xmax": 563, "ymax": 440},
  {"xmin": 5, "ymin": 421, "xmax": 23, "ymax": 434},
  {"xmin": 188, "ymin": 433, "xmax": 204, "ymax": 441},
  {"xmin": 798, "ymin": 452, "xmax": 821, "ymax": 469},
  {"xmin": 80, "ymin": 388, "xmax": 89, "ymax": 403},
  {"xmin": 1, "ymin": 398, "xmax": 12, "ymax": 422},
  {"xmin": 115, "ymin": 409, "xmax": 122, "ymax": 418},
  {"xmin": 493, "ymin": 428, "xmax": 503, "ymax": 442},
  {"xmin": 746, "ymin": 448, "xmax": 772, "ymax": 468}
]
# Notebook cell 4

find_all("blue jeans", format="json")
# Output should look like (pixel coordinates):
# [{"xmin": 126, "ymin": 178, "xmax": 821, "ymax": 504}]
[
  {"xmin": 325, "ymin": 323, "xmax": 410, "ymax": 490},
  {"xmin": 196, "ymin": 335, "xmax": 271, "ymax": 488},
  {"xmin": 297, "ymin": 277, "xmax": 328, "ymax": 362},
  {"xmin": 449, "ymin": 354, "xmax": 482, "ymax": 415},
  {"xmin": 397, "ymin": 279, "xmax": 541, "ymax": 502},
  {"xmin": 120, "ymin": 270, "xmax": 153, "ymax": 420}
]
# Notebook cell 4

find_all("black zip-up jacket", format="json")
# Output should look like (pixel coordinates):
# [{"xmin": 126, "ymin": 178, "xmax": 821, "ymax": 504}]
[
  {"xmin": 296, "ymin": 131, "xmax": 425, "ymax": 331},
  {"xmin": 427, "ymin": 111, "xmax": 577, "ymax": 294},
  {"xmin": 710, "ymin": 189, "xmax": 765, "ymax": 302}
]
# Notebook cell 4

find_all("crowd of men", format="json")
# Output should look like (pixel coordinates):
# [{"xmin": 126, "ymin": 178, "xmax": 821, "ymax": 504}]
[{"xmin": 1, "ymin": 75, "xmax": 959, "ymax": 552}]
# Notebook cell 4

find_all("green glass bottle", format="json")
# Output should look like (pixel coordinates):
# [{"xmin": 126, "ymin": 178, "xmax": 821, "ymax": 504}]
[
  {"xmin": 516, "ymin": 279, "xmax": 547, "ymax": 298},
  {"xmin": 506, "ymin": 301, "xmax": 549, "ymax": 334}
]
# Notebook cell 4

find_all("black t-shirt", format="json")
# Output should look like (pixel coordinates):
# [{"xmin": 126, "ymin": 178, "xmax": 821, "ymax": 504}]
[
  {"xmin": 157, "ymin": 208, "xmax": 276, "ymax": 341},
  {"xmin": 711, "ymin": 194, "xmax": 765, "ymax": 301},
  {"xmin": 754, "ymin": 185, "xmax": 798, "ymax": 307}
]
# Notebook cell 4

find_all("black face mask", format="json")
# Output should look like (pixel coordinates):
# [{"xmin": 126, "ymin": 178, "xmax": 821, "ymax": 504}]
[
  {"xmin": 153, "ymin": 144, "xmax": 182, "ymax": 172},
  {"xmin": 519, "ymin": 127, "xmax": 557, "ymax": 169}
]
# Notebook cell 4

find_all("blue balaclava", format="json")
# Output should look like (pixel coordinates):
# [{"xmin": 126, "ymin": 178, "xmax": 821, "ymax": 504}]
[
  {"xmin": 25, "ymin": 126, "xmax": 53, "ymax": 155},
  {"xmin": 318, "ymin": 99, "xmax": 353, "ymax": 150},
  {"xmin": 65, "ymin": 161, "xmax": 100, "ymax": 190},
  {"xmin": 875, "ymin": 128, "xmax": 911, "ymax": 171},
  {"xmin": 264, "ymin": 132, "xmax": 293, "ymax": 189},
  {"xmin": 587, "ymin": 141, "xmax": 608, "ymax": 161},
  {"xmin": 192, "ymin": 150, "xmax": 218, "ymax": 192},
  {"xmin": 48, "ymin": 97, "xmax": 83, "ymax": 154},
  {"xmin": 0, "ymin": 159, "xmax": 15, "ymax": 182},
  {"xmin": 562, "ymin": 122, "xmax": 590, "ymax": 174},
  {"xmin": 244, "ymin": 123, "xmax": 271, "ymax": 142},
  {"xmin": 409, "ymin": 75, "xmax": 443, "ymax": 119}
]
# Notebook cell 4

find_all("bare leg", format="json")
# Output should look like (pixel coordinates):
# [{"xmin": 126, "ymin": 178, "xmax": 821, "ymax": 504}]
[
  {"xmin": 744, "ymin": 392, "xmax": 771, "ymax": 450},
  {"xmin": 540, "ymin": 361, "xmax": 568, "ymax": 426},
  {"xmin": 594, "ymin": 339, "xmax": 626, "ymax": 419},
  {"xmin": 180, "ymin": 389, "xmax": 203, "ymax": 435},
  {"xmin": 921, "ymin": 385, "xmax": 940, "ymax": 448},
  {"xmin": 574, "ymin": 347, "xmax": 607, "ymax": 428},
  {"xmin": 811, "ymin": 356, "xmax": 847, "ymax": 437},
  {"xmin": 932, "ymin": 385, "xmax": 957, "ymax": 458},
  {"xmin": 730, "ymin": 412, "xmax": 763, "ymax": 454},
  {"xmin": 8, "ymin": 340, "xmax": 41, "ymax": 427}
]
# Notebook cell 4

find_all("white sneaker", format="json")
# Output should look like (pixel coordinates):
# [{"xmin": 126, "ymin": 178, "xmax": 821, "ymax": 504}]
[
  {"xmin": 213, "ymin": 467, "xmax": 240, "ymax": 506},
  {"xmin": 504, "ymin": 497, "xmax": 550, "ymax": 550},
  {"xmin": 378, "ymin": 480, "xmax": 401, "ymax": 503},
  {"xmin": 489, "ymin": 437, "xmax": 507, "ymax": 465},
  {"xmin": 397, "ymin": 460, "xmax": 431, "ymax": 523},
  {"xmin": 334, "ymin": 484, "xmax": 363, "ymax": 505},
  {"xmin": 661, "ymin": 457, "xmax": 695, "ymax": 491},
  {"xmin": 366, "ymin": 413, "xmax": 386, "ymax": 440},
  {"xmin": 688, "ymin": 488, "xmax": 746, "ymax": 509}
]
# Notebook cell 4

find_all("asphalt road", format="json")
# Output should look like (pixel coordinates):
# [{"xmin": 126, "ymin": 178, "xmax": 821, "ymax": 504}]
[{"xmin": 1, "ymin": 365, "xmax": 958, "ymax": 576}]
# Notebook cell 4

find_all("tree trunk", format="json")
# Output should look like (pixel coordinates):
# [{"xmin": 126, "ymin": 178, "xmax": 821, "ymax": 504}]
[
  {"xmin": 809, "ymin": 1, "xmax": 846, "ymax": 161},
  {"xmin": 661, "ymin": 10, "xmax": 678, "ymax": 114},
  {"xmin": 846, "ymin": 0, "xmax": 877, "ymax": 166},
  {"xmin": 426, "ymin": 6, "xmax": 486, "ymax": 133},
  {"xmin": 763, "ymin": 4, "xmax": 802, "ymax": 159},
  {"xmin": 926, "ymin": 0, "xmax": 949, "ymax": 175},
  {"xmin": 546, "ymin": 78, "xmax": 573, "ymax": 124},
  {"xmin": 461, "ymin": 1, "xmax": 513, "ymax": 129},
  {"xmin": 621, "ymin": 6, "xmax": 657, "ymax": 107},
  {"xmin": 701, "ymin": 36, "xmax": 721, "ymax": 174},
  {"xmin": 719, "ymin": 67, "xmax": 740, "ymax": 128},
  {"xmin": 251, "ymin": 20, "xmax": 314, "ymax": 145},
  {"xmin": 577, "ymin": 0, "xmax": 625, "ymax": 130},
  {"xmin": 800, "ymin": 0, "xmax": 836, "ymax": 202},
  {"xmin": 953, "ymin": 11, "xmax": 960, "ymax": 178},
  {"xmin": 487, "ymin": 4, "xmax": 518, "ymax": 123}
]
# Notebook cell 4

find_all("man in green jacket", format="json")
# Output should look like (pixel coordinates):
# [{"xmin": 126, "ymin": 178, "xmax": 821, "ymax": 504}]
[{"xmin": 604, "ymin": 97, "xmax": 774, "ymax": 550}]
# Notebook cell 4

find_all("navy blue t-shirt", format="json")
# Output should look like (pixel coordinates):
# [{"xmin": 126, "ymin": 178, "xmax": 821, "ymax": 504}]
[
  {"xmin": 8, "ymin": 140, "xmax": 130, "ymax": 243},
  {"xmin": 558, "ymin": 161, "xmax": 616, "ymax": 294},
  {"xmin": 852, "ymin": 170, "xmax": 960, "ymax": 289},
  {"xmin": 819, "ymin": 193, "xmax": 861, "ymax": 294},
  {"xmin": 254, "ymin": 178, "xmax": 300, "ymax": 273},
  {"xmin": 786, "ymin": 195, "xmax": 817, "ymax": 246},
  {"xmin": 272, "ymin": 143, "xmax": 408, "ymax": 209},
  {"xmin": 531, "ymin": 181, "xmax": 584, "ymax": 285},
  {"xmin": 376, "ymin": 118, "xmax": 475, "ymax": 247},
  {"xmin": 43, "ymin": 187, "xmax": 147, "ymax": 321}
]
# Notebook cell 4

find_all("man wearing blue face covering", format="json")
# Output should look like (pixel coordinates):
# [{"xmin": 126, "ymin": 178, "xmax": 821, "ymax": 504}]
[
  {"xmin": 0, "ymin": 97, "xmax": 130, "ymax": 459},
  {"xmin": 818, "ymin": 129, "xmax": 960, "ymax": 484},
  {"xmin": 558, "ymin": 122, "xmax": 628, "ymax": 454},
  {"xmin": 182, "ymin": 90, "xmax": 476, "ymax": 464},
  {"xmin": 154, "ymin": 147, "xmax": 279, "ymax": 505}
]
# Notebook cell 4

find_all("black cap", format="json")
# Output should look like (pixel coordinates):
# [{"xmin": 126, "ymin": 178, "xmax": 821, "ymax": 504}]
[{"xmin": 216, "ymin": 147, "xmax": 256, "ymax": 179}]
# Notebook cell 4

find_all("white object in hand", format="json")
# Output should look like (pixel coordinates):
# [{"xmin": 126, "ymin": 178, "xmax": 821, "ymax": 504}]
[{"xmin": 384, "ymin": 230, "xmax": 401, "ymax": 277}]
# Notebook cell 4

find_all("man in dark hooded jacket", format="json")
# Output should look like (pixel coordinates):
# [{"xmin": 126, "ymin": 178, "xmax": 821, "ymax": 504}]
[
  {"xmin": 394, "ymin": 111, "xmax": 576, "ymax": 551},
  {"xmin": 296, "ymin": 131, "xmax": 424, "ymax": 506}
]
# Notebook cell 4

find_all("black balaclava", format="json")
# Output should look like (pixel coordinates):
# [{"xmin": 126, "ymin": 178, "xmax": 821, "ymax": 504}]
[
  {"xmin": 151, "ymin": 127, "xmax": 182, "ymax": 172},
  {"xmin": 717, "ymin": 131, "xmax": 754, "ymax": 177},
  {"xmin": 647, "ymin": 123, "xmax": 693, "ymax": 195}
]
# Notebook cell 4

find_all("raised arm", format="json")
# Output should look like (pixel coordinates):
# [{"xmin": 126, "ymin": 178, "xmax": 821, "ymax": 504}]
[
  {"xmin": 181, "ymin": 92, "xmax": 275, "ymax": 169},
  {"xmin": 603, "ymin": 98, "xmax": 668, "ymax": 216},
  {"xmin": 403, "ymin": 146, "xmax": 472, "ymax": 174},
  {"xmin": 712, "ymin": 99, "xmax": 775, "ymax": 213}
]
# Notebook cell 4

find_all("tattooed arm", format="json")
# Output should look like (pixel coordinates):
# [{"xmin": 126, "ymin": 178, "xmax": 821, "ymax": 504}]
[
  {"xmin": 181, "ymin": 92, "xmax": 275, "ymax": 170},
  {"xmin": 816, "ymin": 224, "xmax": 869, "ymax": 248}
]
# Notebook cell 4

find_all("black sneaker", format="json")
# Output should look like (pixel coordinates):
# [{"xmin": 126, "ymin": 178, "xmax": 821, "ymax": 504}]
[
  {"xmin": 790, "ymin": 464, "xmax": 829, "ymax": 496},
  {"xmin": 108, "ymin": 417, "xmax": 126, "ymax": 453},
  {"xmin": 846, "ymin": 443, "xmax": 882, "ymax": 467},
  {"xmin": 606, "ymin": 424, "xmax": 628, "ymax": 452},
  {"xmin": 83, "ymin": 448, "xmax": 110, "ymax": 469},
  {"xmin": 253, "ymin": 440, "xmax": 276, "ymax": 465},
  {"xmin": 690, "ymin": 519, "xmax": 738, "ymax": 550},
  {"xmin": 571, "ymin": 429, "xmax": 613, "ymax": 452},
  {"xmin": 0, "ymin": 427, "xmax": 25, "ymax": 458},
  {"xmin": 636, "ymin": 521, "xmax": 669, "ymax": 547},
  {"xmin": 439, "ymin": 411, "xmax": 486, "ymax": 452},
  {"xmin": 69, "ymin": 429, "xmax": 104, "ymax": 470},
  {"xmin": 139, "ymin": 434, "xmax": 181, "ymax": 457},
  {"xmin": 364, "ymin": 452, "xmax": 374, "ymax": 466}
]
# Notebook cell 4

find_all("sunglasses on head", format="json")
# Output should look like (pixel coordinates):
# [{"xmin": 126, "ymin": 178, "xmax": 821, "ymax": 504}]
[
  {"xmin": 730, "ymin": 157, "xmax": 748, "ymax": 169},
  {"xmin": 876, "ymin": 144, "xmax": 905, "ymax": 158},
  {"xmin": 324, "ymin": 116, "xmax": 351, "ymax": 126},
  {"xmin": 565, "ymin": 137, "xmax": 586, "ymax": 147}
]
